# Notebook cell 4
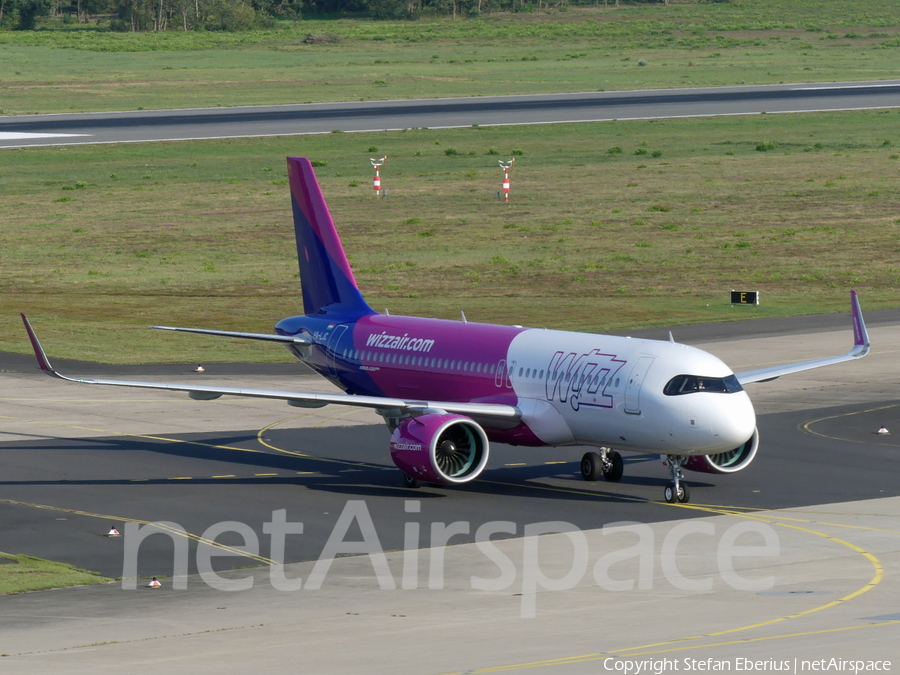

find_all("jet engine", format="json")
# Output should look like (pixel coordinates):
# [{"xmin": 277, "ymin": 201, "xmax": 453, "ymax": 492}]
[
  {"xmin": 683, "ymin": 428, "xmax": 759, "ymax": 474},
  {"xmin": 390, "ymin": 414, "xmax": 489, "ymax": 485}
]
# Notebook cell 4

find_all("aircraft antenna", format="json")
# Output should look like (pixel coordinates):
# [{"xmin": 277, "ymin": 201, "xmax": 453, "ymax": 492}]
[
  {"xmin": 461, "ymin": 311, "xmax": 467, "ymax": 323},
  {"xmin": 669, "ymin": 331, "xmax": 675, "ymax": 343}
]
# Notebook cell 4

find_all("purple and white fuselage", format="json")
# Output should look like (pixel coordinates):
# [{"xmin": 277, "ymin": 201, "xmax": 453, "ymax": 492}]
[
  {"xmin": 278, "ymin": 312, "xmax": 755, "ymax": 455},
  {"xmin": 22, "ymin": 157, "xmax": 870, "ymax": 504}
]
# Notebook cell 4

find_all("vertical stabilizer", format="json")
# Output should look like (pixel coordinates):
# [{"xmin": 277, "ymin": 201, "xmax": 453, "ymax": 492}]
[{"xmin": 287, "ymin": 157, "xmax": 375, "ymax": 317}]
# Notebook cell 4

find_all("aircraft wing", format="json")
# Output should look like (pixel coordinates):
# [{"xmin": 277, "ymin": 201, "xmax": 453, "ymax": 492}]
[
  {"xmin": 151, "ymin": 325, "xmax": 313, "ymax": 345},
  {"xmin": 21, "ymin": 315, "xmax": 520, "ymax": 421},
  {"xmin": 734, "ymin": 290, "xmax": 870, "ymax": 385}
]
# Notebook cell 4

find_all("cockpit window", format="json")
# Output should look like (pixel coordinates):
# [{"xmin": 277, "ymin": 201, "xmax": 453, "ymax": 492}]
[{"xmin": 663, "ymin": 374, "xmax": 743, "ymax": 396}]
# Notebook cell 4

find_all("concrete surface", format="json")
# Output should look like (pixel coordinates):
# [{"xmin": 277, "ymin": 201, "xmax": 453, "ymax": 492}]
[{"xmin": 0, "ymin": 316, "xmax": 898, "ymax": 672}]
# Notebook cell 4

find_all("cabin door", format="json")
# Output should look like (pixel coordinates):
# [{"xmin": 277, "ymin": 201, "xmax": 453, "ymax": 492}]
[{"xmin": 624, "ymin": 356, "xmax": 654, "ymax": 415}]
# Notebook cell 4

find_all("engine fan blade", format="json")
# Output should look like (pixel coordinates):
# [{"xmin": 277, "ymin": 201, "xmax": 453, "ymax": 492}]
[{"xmin": 436, "ymin": 426, "xmax": 476, "ymax": 477}]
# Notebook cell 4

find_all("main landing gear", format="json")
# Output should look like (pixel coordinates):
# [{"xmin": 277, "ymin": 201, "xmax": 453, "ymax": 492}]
[
  {"xmin": 663, "ymin": 454, "xmax": 690, "ymax": 504},
  {"xmin": 580, "ymin": 448, "xmax": 624, "ymax": 483}
]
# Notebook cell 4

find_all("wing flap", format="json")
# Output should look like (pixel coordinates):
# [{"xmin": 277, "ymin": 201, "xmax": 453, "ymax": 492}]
[{"xmin": 151, "ymin": 325, "xmax": 312, "ymax": 345}]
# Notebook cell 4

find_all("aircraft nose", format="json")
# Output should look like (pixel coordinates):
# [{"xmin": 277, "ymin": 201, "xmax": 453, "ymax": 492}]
[{"xmin": 714, "ymin": 392, "xmax": 756, "ymax": 446}]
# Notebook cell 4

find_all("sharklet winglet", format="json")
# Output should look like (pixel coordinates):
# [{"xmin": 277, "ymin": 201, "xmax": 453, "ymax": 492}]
[
  {"xmin": 21, "ymin": 314, "xmax": 62, "ymax": 378},
  {"xmin": 850, "ymin": 289, "xmax": 869, "ymax": 353}
]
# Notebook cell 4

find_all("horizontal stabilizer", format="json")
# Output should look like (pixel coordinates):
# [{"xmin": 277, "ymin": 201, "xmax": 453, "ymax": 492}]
[{"xmin": 151, "ymin": 325, "xmax": 312, "ymax": 345}]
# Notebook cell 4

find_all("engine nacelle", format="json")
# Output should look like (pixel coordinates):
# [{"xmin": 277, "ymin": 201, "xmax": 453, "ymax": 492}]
[
  {"xmin": 683, "ymin": 428, "xmax": 759, "ymax": 475},
  {"xmin": 390, "ymin": 414, "xmax": 490, "ymax": 485}
]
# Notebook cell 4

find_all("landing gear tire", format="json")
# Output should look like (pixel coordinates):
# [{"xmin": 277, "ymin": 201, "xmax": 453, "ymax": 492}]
[
  {"xmin": 402, "ymin": 473, "xmax": 422, "ymax": 489},
  {"xmin": 580, "ymin": 452, "xmax": 602, "ymax": 482},
  {"xmin": 664, "ymin": 481, "xmax": 690, "ymax": 504},
  {"xmin": 664, "ymin": 482, "xmax": 677, "ymax": 503},
  {"xmin": 603, "ymin": 451, "xmax": 624, "ymax": 482}
]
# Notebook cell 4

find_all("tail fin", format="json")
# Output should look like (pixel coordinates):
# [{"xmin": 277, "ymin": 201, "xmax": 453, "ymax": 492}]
[{"xmin": 287, "ymin": 157, "xmax": 374, "ymax": 317}]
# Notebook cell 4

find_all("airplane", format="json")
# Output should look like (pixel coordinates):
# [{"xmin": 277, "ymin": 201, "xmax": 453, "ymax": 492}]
[{"xmin": 21, "ymin": 157, "xmax": 871, "ymax": 504}]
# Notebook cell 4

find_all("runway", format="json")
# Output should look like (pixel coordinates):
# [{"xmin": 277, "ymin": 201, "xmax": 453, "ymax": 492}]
[
  {"xmin": 2, "ymin": 80, "xmax": 900, "ymax": 148},
  {"xmin": 0, "ymin": 313, "xmax": 899, "ymax": 671}
]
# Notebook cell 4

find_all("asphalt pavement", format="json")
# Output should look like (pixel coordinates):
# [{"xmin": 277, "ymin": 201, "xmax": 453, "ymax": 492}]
[
  {"xmin": 1, "ymin": 316, "xmax": 899, "ymax": 672},
  {"xmin": 3, "ymin": 80, "xmax": 900, "ymax": 148}
]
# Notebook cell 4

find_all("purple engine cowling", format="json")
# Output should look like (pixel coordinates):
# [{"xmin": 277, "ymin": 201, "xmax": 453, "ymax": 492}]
[
  {"xmin": 684, "ymin": 428, "xmax": 760, "ymax": 474},
  {"xmin": 390, "ymin": 414, "xmax": 490, "ymax": 485}
]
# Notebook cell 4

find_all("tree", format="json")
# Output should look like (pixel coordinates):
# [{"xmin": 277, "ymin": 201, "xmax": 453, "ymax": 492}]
[{"xmin": 14, "ymin": 0, "xmax": 50, "ymax": 28}]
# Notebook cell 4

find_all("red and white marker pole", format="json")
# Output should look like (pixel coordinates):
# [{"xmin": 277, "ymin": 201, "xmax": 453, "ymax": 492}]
[
  {"xmin": 370, "ymin": 156, "xmax": 387, "ymax": 196},
  {"xmin": 499, "ymin": 158, "xmax": 515, "ymax": 202}
]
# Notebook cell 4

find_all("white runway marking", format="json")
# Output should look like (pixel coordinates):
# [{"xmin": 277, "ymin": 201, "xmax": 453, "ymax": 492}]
[{"xmin": 0, "ymin": 132, "xmax": 91, "ymax": 140}]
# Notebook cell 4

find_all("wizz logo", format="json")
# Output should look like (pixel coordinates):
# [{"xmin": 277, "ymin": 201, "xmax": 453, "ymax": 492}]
[{"xmin": 545, "ymin": 350, "xmax": 626, "ymax": 411}]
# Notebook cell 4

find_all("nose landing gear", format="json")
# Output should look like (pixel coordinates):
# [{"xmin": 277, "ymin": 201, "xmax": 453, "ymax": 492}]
[{"xmin": 663, "ymin": 454, "xmax": 690, "ymax": 503}]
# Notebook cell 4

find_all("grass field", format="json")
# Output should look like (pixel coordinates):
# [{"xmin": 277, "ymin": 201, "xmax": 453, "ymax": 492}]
[
  {"xmin": 0, "ymin": 551, "xmax": 111, "ymax": 594},
  {"xmin": 2, "ymin": 109, "xmax": 898, "ymax": 363},
  {"xmin": 1, "ymin": 0, "xmax": 900, "ymax": 114}
]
